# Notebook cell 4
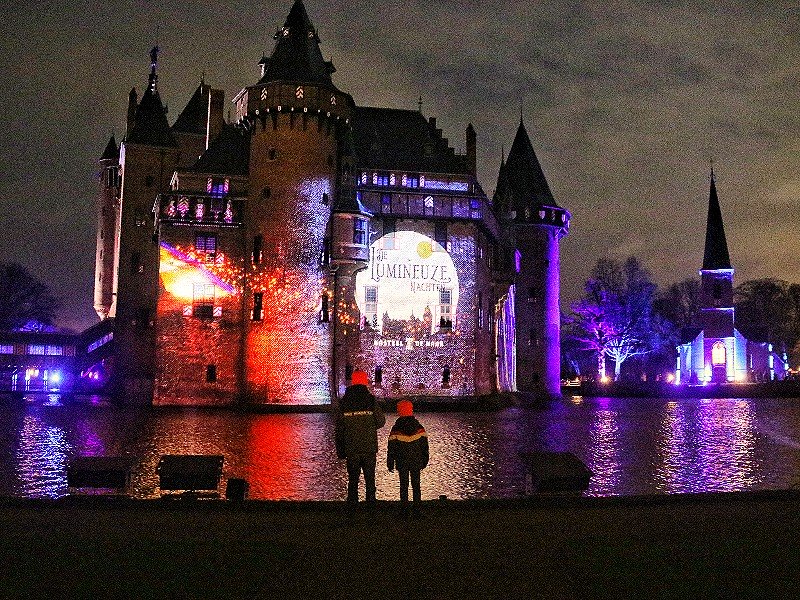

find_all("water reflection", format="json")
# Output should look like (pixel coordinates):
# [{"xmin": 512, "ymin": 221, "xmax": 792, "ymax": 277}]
[{"xmin": 2, "ymin": 396, "xmax": 800, "ymax": 499}]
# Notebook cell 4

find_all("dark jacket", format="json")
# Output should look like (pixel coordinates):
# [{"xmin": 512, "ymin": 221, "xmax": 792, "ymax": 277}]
[
  {"xmin": 335, "ymin": 384, "xmax": 385, "ymax": 457},
  {"xmin": 387, "ymin": 416, "xmax": 429, "ymax": 471}
]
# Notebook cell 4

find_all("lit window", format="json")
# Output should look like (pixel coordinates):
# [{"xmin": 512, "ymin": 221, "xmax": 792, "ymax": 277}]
[
  {"xmin": 208, "ymin": 178, "xmax": 228, "ymax": 198},
  {"xmin": 193, "ymin": 284, "xmax": 215, "ymax": 319},
  {"xmin": 389, "ymin": 173, "xmax": 396, "ymax": 186},
  {"xmin": 375, "ymin": 173, "xmax": 389, "ymax": 186},
  {"xmin": 0, "ymin": 344, "xmax": 14, "ymax": 354},
  {"xmin": 382, "ymin": 218, "xmax": 395, "ymax": 249},
  {"xmin": 27, "ymin": 345, "xmax": 46, "ymax": 356},
  {"xmin": 365, "ymin": 286, "xmax": 378, "ymax": 325},
  {"xmin": 45, "ymin": 345, "xmax": 63, "ymax": 356},
  {"xmin": 381, "ymin": 194, "xmax": 392, "ymax": 214},
  {"xmin": 353, "ymin": 218, "xmax": 367, "ymax": 245},
  {"xmin": 712, "ymin": 341, "xmax": 726, "ymax": 366},
  {"xmin": 195, "ymin": 233, "xmax": 217, "ymax": 263}
]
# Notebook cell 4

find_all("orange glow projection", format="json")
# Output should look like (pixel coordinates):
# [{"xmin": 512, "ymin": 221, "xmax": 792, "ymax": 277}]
[{"xmin": 159, "ymin": 242, "xmax": 240, "ymax": 302}]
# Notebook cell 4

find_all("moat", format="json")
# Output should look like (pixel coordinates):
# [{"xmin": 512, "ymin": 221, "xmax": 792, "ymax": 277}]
[{"xmin": 2, "ymin": 395, "xmax": 800, "ymax": 499}]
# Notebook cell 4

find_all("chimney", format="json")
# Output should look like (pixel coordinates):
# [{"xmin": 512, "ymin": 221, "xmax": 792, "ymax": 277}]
[
  {"xmin": 126, "ymin": 88, "xmax": 138, "ymax": 137},
  {"xmin": 206, "ymin": 88, "xmax": 225, "ymax": 149},
  {"xmin": 466, "ymin": 123, "xmax": 476, "ymax": 176}
]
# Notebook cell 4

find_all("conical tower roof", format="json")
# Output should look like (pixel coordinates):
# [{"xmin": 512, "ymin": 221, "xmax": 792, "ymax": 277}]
[
  {"xmin": 127, "ymin": 47, "xmax": 177, "ymax": 147},
  {"xmin": 258, "ymin": 0, "xmax": 335, "ymax": 85},
  {"xmin": 702, "ymin": 170, "xmax": 732, "ymax": 270},
  {"xmin": 496, "ymin": 120, "xmax": 558, "ymax": 211},
  {"xmin": 100, "ymin": 135, "xmax": 119, "ymax": 161}
]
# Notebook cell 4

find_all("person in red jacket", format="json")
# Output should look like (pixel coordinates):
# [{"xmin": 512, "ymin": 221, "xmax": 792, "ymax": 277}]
[
  {"xmin": 387, "ymin": 400, "xmax": 429, "ymax": 517},
  {"xmin": 335, "ymin": 370, "xmax": 385, "ymax": 505}
]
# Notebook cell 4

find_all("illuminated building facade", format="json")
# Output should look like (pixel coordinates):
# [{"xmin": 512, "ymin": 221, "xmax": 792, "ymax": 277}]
[
  {"xmin": 676, "ymin": 171, "xmax": 787, "ymax": 384},
  {"xmin": 94, "ymin": 0, "xmax": 570, "ymax": 405}
]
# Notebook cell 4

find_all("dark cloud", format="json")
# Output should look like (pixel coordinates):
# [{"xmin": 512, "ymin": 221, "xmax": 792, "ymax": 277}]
[{"xmin": 1, "ymin": 0, "xmax": 798, "ymax": 331}]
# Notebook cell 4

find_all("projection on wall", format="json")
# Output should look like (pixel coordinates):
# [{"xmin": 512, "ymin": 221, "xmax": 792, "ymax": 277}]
[{"xmin": 355, "ymin": 230, "xmax": 459, "ymax": 340}]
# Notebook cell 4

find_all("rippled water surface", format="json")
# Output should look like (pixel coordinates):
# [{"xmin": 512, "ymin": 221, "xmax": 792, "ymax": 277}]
[{"xmin": 2, "ymin": 396, "xmax": 800, "ymax": 499}]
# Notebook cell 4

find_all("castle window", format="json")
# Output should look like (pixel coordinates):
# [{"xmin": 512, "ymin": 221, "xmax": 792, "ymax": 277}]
[
  {"xmin": 713, "ymin": 282, "xmax": 722, "ymax": 299},
  {"xmin": 375, "ymin": 173, "xmax": 389, "ymax": 186},
  {"xmin": 374, "ymin": 366, "xmax": 383, "ymax": 387},
  {"xmin": 208, "ymin": 178, "xmax": 228, "ymax": 198},
  {"xmin": 322, "ymin": 193, "xmax": 329, "ymax": 205},
  {"xmin": 353, "ymin": 218, "xmax": 367, "ymax": 245},
  {"xmin": 193, "ymin": 284, "xmax": 215, "ymax": 319},
  {"xmin": 145, "ymin": 175, "xmax": 154, "ymax": 187},
  {"xmin": 381, "ymin": 194, "xmax": 392, "ymax": 214},
  {"xmin": 389, "ymin": 173, "xmax": 396, "ymax": 186},
  {"xmin": 45, "ymin": 345, "xmax": 63, "ymax": 356},
  {"xmin": 131, "ymin": 252, "xmax": 142, "ymax": 274},
  {"xmin": 252, "ymin": 292, "xmax": 263, "ymax": 321},
  {"xmin": 206, "ymin": 365, "xmax": 217, "ymax": 383},
  {"xmin": 712, "ymin": 341, "xmax": 726, "ymax": 366},
  {"xmin": 528, "ymin": 287, "xmax": 537, "ymax": 303},
  {"xmin": 268, "ymin": 148, "xmax": 277, "ymax": 160},
  {"xmin": 262, "ymin": 187, "xmax": 271, "ymax": 199},
  {"xmin": 252, "ymin": 235, "xmax": 263, "ymax": 264},
  {"xmin": 195, "ymin": 233, "xmax": 217, "ymax": 263},
  {"xmin": 434, "ymin": 222, "xmax": 448, "ymax": 248},
  {"xmin": 404, "ymin": 174, "xmax": 419, "ymax": 188},
  {"xmin": 361, "ymin": 172, "xmax": 367, "ymax": 185},
  {"xmin": 442, "ymin": 366, "xmax": 451, "ymax": 388},
  {"xmin": 0, "ymin": 344, "xmax": 14, "ymax": 354},
  {"xmin": 321, "ymin": 238, "xmax": 330, "ymax": 265},
  {"xmin": 478, "ymin": 293, "xmax": 484, "ymax": 329},
  {"xmin": 320, "ymin": 293, "xmax": 330, "ymax": 323},
  {"xmin": 27, "ymin": 345, "xmax": 46, "ymax": 356}
]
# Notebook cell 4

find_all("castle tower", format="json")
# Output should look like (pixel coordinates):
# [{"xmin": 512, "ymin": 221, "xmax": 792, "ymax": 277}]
[
  {"xmin": 494, "ymin": 120, "xmax": 570, "ymax": 399},
  {"xmin": 111, "ymin": 47, "xmax": 181, "ymax": 404},
  {"xmin": 94, "ymin": 136, "xmax": 120, "ymax": 319},
  {"xmin": 235, "ymin": 0, "xmax": 355, "ymax": 402},
  {"xmin": 698, "ymin": 169, "xmax": 735, "ymax": 382}
]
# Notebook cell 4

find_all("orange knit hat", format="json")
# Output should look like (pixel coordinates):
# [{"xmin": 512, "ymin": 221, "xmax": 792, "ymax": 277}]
[
  {"xmin": 351, "ymin": 370, "xmax": 369, "ymax": 386},
  {"xmin": 397, "ymin": 400, "xmax": 413, "ymax": 417}
]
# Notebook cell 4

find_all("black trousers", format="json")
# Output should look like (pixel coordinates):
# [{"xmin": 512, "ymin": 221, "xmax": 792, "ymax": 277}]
[
  {"xmin": 398, "ymin": 468, "xmax": 421, "ymax": 507},
  {"xmin": 346, "ymin": 454, "xmax": 376, "ymax": 503}
]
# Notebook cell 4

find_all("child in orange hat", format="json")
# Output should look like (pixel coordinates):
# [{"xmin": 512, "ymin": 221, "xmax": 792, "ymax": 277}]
[{"xmin": 387, "ymin": 400, "xmax": 429, "ymax": 517}]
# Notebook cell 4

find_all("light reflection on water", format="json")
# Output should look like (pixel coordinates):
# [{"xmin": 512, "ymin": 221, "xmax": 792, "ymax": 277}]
[{"xmin": 2, "ymin": 396, "xmax": 800, "ymax": 499}]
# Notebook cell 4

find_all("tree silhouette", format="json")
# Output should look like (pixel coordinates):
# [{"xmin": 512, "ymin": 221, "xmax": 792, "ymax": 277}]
[{"xmin": 0, "ymin": 262, "xmax": 60, "ymax": 331}]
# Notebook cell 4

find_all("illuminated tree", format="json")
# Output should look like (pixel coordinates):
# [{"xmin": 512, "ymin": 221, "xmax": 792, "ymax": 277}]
[
  {"xmin": 571, "ymin": 257, "xmax": 666, "ymax": 380},
  {"xmin": 0, "ymin": 262, "xmax": 60, "ymax": 331}
]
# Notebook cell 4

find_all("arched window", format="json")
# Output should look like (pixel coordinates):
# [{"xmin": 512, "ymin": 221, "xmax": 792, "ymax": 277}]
[{"xmin": 712, "ymin": 341, "xmax": 726, "ymax": 366}]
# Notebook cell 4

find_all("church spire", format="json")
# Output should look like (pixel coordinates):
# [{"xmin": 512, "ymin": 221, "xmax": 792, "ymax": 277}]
[
  {"xmin": 258, "ymin": 0, "xmax": 335, "ymax": 85},
  {"xmin": 702, "ymin": 168, "xmax": 732, "ymax": 270},
  {"xmin": 148, "ymin": 46, "xmax": 159, "ymax": 92}
]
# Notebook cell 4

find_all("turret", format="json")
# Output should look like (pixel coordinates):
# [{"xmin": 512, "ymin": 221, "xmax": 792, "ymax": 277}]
[
  {"xmin": 93, "ymin": 135, "xmax": 120, "ymax": 319},
  {"xmin": 239, "ymin": 0, "xmax": 356, "ymax": 403},
  {"xmin": 494, "ymin": 119, "xmax": 570, "ymax": 399},
  {"xmin": 111, "ymin": 46, "xmax": 181, "ymax": 405}
]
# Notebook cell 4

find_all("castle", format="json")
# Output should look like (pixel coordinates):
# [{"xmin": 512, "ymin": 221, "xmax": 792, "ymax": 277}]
[{"xmin": 93, "ymin": 0, "xmax": 570, "ymax": 405}]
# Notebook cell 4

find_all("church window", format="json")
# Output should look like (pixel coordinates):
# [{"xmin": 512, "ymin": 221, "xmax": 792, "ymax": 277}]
[
  {"xmin": 353, "ymin": 218, "xmax": 367, "ymax": 245},
  {"xmin": 195, "ymin": 233, "xmax": 217, "ymax": 263},
  {"xmin": 252, "ymin": 293, "xmax": 263, "ymax": 321},
  {"xmin": 712, "ymin": 341, "xmax": 726, "ymax": 366}
]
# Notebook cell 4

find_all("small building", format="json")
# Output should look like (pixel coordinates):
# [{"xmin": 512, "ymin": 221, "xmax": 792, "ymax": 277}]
[{"xmin": 676, "ymin": 171, "xmax": 788, "ymax": 384}]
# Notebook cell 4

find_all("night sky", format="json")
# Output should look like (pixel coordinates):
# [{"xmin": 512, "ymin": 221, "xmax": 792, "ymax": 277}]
[{"xmin": 1, "ymin": 1, "xmax": 797, "ymax": 332}]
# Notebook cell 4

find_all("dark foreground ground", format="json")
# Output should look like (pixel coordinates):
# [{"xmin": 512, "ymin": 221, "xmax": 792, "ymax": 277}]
[{"xmin": 3, "ymin": 491, "xmax": 799, "ymax": 599}]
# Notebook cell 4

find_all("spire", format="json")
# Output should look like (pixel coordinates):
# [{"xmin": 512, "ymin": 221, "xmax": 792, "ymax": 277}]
[
  {"xmin": 258, "ymin": 0, "xmax": 335, "ymax": 85},
  {"xmin": 100, "ymin": 135, "xmax": 119, "ymax": 161},
  {"xmin": 495, "ymin": 119, "xmax": 557, "ymax": 211},
  {"xmin": 126, "ymin": 47, "xmax": 176, "ymax": 147},
  {"xmin": 702, "ymin": 168, "xmax": 731, "ymax": 270}
]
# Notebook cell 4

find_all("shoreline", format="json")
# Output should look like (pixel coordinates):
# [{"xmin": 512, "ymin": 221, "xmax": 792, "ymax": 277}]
[{"xmin": 3, "ymin": 489, "xmax": 800, "ymax": 598}]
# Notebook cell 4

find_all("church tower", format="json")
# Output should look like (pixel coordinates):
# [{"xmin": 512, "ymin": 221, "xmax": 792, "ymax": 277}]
[
  {"xmin": 698, "ymin": 169, "xmax": 735, "ymax": 382},
  {"xmin": 94, "ymin": 136, "xmax": 120, "ymax": 319},
  {"xmin": 234, "ymin": 0, "xmax": 355, "ymax": 402},
  {"xmin": 111, "ymin": 48, "xmax": 181, "ymax": 404},
  {"xmin": 494, "ymin": 120, "xmax": 570, "ymax": 399}
]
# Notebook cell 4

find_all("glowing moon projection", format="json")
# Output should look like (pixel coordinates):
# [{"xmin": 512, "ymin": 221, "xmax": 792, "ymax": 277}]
[{"xmin": 355, "ymin": 230, "xmax": 459, "ymax": 335}]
